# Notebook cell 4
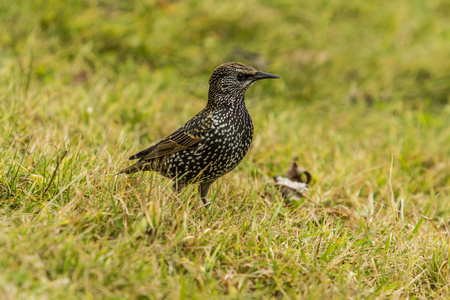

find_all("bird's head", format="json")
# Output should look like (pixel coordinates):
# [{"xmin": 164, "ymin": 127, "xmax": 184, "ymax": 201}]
[{"xmin": 208, "ymin": 62, "xmax": 280, "ymax": 107}]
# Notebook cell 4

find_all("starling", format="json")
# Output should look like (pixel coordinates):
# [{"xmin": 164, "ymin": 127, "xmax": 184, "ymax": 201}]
[{"xmin": 119, "ymin": 62, "xmax": 280, "ymax": 205}]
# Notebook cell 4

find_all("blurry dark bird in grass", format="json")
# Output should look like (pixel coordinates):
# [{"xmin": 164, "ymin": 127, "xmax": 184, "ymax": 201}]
[{"xmin": 119, "ymin": 62, "xmax": 280, "ymax": 206}]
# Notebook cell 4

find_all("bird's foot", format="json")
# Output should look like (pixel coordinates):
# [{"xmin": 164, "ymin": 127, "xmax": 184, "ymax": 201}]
[
  {"xmin": 199, "ymin": 202, "xmax": 211, "ymax": 209},
  {"xmin": 199, "ymin": 199, "xmax": 211, "ymax": 209}
]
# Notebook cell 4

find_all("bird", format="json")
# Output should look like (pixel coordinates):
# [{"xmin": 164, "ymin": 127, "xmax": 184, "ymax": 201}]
[{"xmin": 119, "ymin": 62, "xmax": 280, "ymax": 205}]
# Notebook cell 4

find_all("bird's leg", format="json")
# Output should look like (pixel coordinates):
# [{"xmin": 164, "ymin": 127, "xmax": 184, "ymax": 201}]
[
  {"xmin": 172, "ymin": 180, "xmax": 186, "ymax": 194},
  {"xmin": 198, "ymin": 181, "xmax": 213, "ymax": 206}
]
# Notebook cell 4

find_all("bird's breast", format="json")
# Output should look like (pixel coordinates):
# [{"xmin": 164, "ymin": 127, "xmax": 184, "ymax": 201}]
[
  {"xmin": 198, "ymin": 109, "xmax": 253, "ymax": 166},
  {"xmin": 162, "ymin": 106, "xmax": 254, "ymax": 183}
]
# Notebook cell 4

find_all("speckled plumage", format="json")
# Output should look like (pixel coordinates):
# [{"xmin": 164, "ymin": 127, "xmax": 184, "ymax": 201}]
[{"xmin": 119, "ymin": 62, "xmax": 280, "ymax": 205}]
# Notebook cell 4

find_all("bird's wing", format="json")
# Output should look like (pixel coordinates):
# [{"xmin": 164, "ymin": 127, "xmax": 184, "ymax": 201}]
[{"xmin": 129, "ymin": 112, "xmax": 215, "ymax": 161}]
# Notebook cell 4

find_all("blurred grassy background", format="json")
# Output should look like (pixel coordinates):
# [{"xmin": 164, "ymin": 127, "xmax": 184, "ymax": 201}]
[{"xmin": 1, "ymin": 0, "xmax": 450, "ymax": 298}]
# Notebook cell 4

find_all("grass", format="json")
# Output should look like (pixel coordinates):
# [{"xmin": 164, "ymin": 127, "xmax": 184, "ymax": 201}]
[{"xmin": 1, "ymin": 0, "xmax": 450, "ymax": 298}]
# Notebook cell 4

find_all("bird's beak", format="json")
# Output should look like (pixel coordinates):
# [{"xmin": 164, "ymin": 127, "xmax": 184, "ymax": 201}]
[{"xmin": 253, "ymin": 71, "xmax": 281, "ymax": 80}]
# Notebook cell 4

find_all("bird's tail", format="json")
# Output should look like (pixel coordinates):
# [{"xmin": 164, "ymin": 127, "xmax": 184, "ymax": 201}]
[{"xmin": 118, "ymin": 161, "xmax": 147, "ymax": 174}]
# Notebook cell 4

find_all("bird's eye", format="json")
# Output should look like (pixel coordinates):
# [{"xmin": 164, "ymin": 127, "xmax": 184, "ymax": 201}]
[{"xmin": 237, "ymin": 73, "xmax": 246, "ymax": 81}]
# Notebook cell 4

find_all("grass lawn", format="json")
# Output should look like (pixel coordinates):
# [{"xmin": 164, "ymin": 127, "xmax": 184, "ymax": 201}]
[{"xmin": 1, "ymin": 0, "xmax": 449, "ymax": 298}]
